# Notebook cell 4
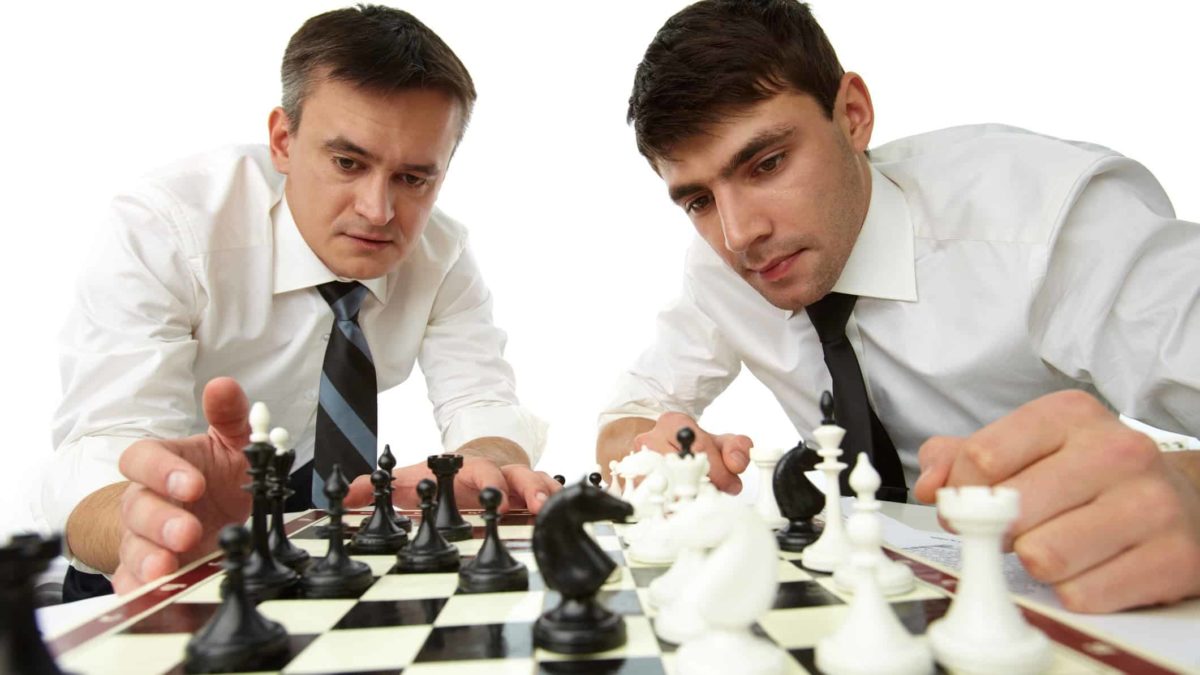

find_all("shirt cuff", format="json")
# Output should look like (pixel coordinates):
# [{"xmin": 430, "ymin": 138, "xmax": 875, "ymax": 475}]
[
  {"xmin": 39, "ymin": 435, "xmax": 137, "ymax": 567},
  {"xmin": 596, "ymin": 399, "xmax": 666, "ymax": 431},
  {"xmin": 442, "ymin": 404, "xmax": 549, "ymax": 467}
]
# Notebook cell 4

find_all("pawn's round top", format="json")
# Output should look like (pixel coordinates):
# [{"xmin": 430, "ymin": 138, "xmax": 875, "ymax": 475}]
[
  {"xmin": 553, "ymin": 474, "xmax": 566, "ymax": 485},
  {"xmin": 379, "ymin": 444, "xmax": 396, "ymax": 472},
  {"xmin": 479, "ymin": 486, "xmax": 502, "ymax": 511},
  {"xmin": 269, "ymin": 427, "xmax": 290, "ymax": 453},
  {"xmin": 676, "ymin": 427, "xmax": 696, "ymax": 456},
  {"xmin": 849, "ymin": 452, "xmax": 882, "ymax": 499},
  {"xmin": 370, "ymin": 469, "xmax": 390, "ymax": 489},
  {"xmin": 588, "ymin": 472, "xmax": 603, "ymax": 487},
  {"xmin": 250, "ymin": 402, "xmax": 270, "ymax": 442},
  {"xmin": 219, "ymin": 524, "xmax": 251, "ymax": 556},
  {"xmin": 819, "ymin": 391, "xmax": 836, "ymax": 426},
  {"xmin": 417, "ymin": 478, "xmax": 437, "ymax": 503}
]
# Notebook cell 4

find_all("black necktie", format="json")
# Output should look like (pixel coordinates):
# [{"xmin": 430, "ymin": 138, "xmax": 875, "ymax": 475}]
[
  {"xmin": 805, "ymin": 292, "xmax": 907, "ymax": 502},
  {"xmin": 314, "ymin": 281, "xmax": 377, "ymax": 507}
]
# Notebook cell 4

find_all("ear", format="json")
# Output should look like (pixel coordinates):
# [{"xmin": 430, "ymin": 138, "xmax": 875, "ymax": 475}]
[
  {"xmin": 835, "ymin": 72, "xmax": 874, "ymax": 154},
  {"xmin": 268, "ymin": 107, "xmax": 294, "ymax": 174}
]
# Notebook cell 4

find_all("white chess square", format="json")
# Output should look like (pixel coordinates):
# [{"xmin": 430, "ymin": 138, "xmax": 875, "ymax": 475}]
[
  {"xmin": 758, "ymin": 605, "xmax": 850, "ymax": 649},
  {"xmin": 432, "ymin": 591, "xmax": 547, "ymax": 626},
  {"xmin": 282, "ymin": 625, "xmax": 432, "ymax": 673},
  {"xmin": 359, "ymin": 573, "xmax": 460, "ymax": 601},
  {"xmin": 257, "ymin": 598, "xmax": 357, "ymax": 634},
  {"xmin": 58, "ymin": 633, "xmax": 191, "ymax": 675}
]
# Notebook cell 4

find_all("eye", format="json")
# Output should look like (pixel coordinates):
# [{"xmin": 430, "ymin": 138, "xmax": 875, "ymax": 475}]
[
  {"xmin": 753, "ymin": 152, "xmax": 785, "ymax": 176},
  {"xmin": 333, "ymin": 156, "xmax": 359, "ymax": 172},
  {"xmin": 400, "ymin": 174, "xmax": 429, "ymax": 188},
  {"xmin": 684, "ymin": 194, "xmax": 712, "ymax": 215}
]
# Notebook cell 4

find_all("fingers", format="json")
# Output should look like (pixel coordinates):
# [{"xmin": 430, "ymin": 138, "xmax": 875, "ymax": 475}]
[
  {"xmin": 344, "ymin": 473, "xmax": 375, "ymax": 508},
  {"xmin": 457, "ymin": 459, "xmax": 511, "ymax": 512},
  {"xmin": 120, "ymin": 484, "xmax": 203, "ymax": 553},
  {"xmin": 1051, "ymin": 533, "xmax": 1200, "ymax": 614},
  {"xmin": 202, "ymin": 377, "xmax": 251, "ymax": 448},
  {"xmin": 118, "ymin": 440, "xmax": 206, "ymax": 503},
  {"xmin": 914, "ymin": 436, "xmax": 963, "ymax": 503},
  {"xmin": 713, "ymin": 434, "xmax": 752, "ymax": 474},
  {"xmin": 114, "ymin": 530, "xmax": 179, "ymax": 594},
  {"xmin": 501, "ymin": 466, "xmax": 561, "ymax": 513}
]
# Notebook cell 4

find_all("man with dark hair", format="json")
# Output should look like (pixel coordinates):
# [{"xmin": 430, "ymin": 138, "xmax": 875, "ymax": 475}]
[
  {"xmin": 43, "ymin": 5, "xmax": 557, "ymax": 601},
  {"xmin": 599, "ymin": 0, "xmax": 1200, "ymax": 613}
]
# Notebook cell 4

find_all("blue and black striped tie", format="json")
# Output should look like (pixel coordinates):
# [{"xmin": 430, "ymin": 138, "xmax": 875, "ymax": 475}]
[{"xmin": 313, "ymin": 281, "xmax": 377, "ymax": 507}]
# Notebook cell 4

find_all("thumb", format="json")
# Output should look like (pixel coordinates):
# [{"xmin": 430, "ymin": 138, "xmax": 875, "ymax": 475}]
[
  {"xmin": 714, "ymin": 434, "xmax": 753, "ymax": 474},
  {"xmin": 202, "ymin": 377, "xmax": 251, "ymax": 449},
  {"xmin": 914, "ymin": 436, "xmax": 962, "ymax": 504},
  {"xmin": 343, "ymin": 473, "xmax": 375, "ymax": 508}
]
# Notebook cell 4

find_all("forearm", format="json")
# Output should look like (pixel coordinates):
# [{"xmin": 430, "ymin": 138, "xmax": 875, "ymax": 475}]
[
  {"xmin": 597, "ymin": 417, "xmax": 656, "ymax": 481},
  {"xmin": 65, "ymin": 482, "xmax": 128, "ymax": 575},
  {"xmin": 456, "ymin": 436, "xmax": 530, "ymax": 467}
]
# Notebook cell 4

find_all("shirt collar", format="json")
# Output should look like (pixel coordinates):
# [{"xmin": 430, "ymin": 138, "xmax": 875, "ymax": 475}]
[
  {"xmin": 828, "ymin": 164, "xmax": 918, "ymax": 302},
  {"xmin": 271, "ymin": 188, "xmax": 390, "ymax": 303}
]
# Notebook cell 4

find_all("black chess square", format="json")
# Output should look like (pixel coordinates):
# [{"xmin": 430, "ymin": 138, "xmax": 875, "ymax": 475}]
[
  {"xmin": 772, "ymin": 580, "xmax": 844, "ymax": 609},
  {"xmin": 161, "ymin": 634, "xmax": 319, "ymax": 675},
  {"xmin": 413, "ymin": 622, "xmax": 534, "ymax": 662},
  {"xmin": 543, "ymin": 590, "xmax": 643, "ymax": 616},
  {"xmin": 333, "ymin": 598, "xmax": 448, "ymax": 629},
  {"xmin": 891, "ymin": 597, "xmax": 952, "ymax": 634},
  {"xmin": 538, "ymin": 656, "xmax": 667, "ymax": 674}
]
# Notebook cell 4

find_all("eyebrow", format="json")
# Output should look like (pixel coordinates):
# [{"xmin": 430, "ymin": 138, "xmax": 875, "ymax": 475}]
[
  {"xmin": 323, "ymin": 136, "xmax": 441, "ymax": 176},
  {"xmin": 667, "ymin": 125, "xmax": 796, "ymax": 204}
]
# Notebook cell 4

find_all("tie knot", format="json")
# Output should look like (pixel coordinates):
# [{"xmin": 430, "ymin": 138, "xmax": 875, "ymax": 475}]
[
  {"xmin": 318, "ymin": 281, "xmax": 369, "ymax": 322},
  {"xmin": 805, "ymin": 292, "xmax": 858, "ymax": 345}
]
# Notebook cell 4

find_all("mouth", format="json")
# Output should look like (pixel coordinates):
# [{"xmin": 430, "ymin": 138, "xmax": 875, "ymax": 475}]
[
  {"xmin": 752, "ymin": 250, "xmax": 803, "ymax": 282},
  {"xmin": 343, "ymin": 233, "xmax": 394, "ymax": 251}
]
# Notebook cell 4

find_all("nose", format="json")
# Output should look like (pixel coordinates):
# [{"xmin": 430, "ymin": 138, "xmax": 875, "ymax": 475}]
[
  {"xmin": 355, "ymin": 173, "xmax": 394, "ymax": 227},
  {"xmin": 717, "ymin": 191, "xmax": 770, "ymax": 254}
]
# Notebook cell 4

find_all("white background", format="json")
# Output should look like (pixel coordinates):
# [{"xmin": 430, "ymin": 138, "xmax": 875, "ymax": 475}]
[{"xmin": 0, "ymin": 1, "xmax": 1196, "ymax": 539}]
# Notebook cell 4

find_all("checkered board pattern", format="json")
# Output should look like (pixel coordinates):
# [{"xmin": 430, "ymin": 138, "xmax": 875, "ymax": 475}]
[{"xmin": 48, "ymin": 509, "xmax": 1179, "ymax": 674}]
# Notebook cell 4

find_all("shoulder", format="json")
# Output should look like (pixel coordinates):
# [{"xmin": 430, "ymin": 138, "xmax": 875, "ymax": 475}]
[
  {"xmin": 871, "ymin": 124, "xmax": 1126, "ymax": 244},
  {"xmin": 411, "ymin": 206, "xmax": 470, "ymax": 268},
  {"xmin": 113, "ymin": 145, "xmax": 282, "ymax": 257}
]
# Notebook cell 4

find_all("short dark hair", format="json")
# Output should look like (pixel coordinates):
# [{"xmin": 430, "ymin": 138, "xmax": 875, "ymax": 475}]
[
  {"xmin": 627, "ymin": 0, "xmax": 844, "ymax": 163},
  {"xmin": 281, "ymin": 4, "xmax": 476, "ymax": 135}
]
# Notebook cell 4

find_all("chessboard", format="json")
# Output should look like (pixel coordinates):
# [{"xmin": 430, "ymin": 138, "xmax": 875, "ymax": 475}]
[{"xmin": 46, "ymin": 508, "xmax": 1175, "ymax": 675}]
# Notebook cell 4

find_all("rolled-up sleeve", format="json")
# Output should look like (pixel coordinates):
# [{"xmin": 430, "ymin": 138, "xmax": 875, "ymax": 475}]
[
  {"xmin": 598, "ymin": 270, "xmax": 742, "ymax": 430},
  {"xmin": 418, "ymin": 242, "xmax": 547, "ymax": 464},
  {"xmin": 41, "ymin": 189, "xmax": 201, "ymax": 556}
]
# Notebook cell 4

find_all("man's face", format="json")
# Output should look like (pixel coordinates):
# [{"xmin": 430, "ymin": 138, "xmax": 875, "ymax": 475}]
[
  {"xmin": 658, "ymin": 83, "xmax": 873, "ymax": 310},
  {"xmin": 269, "ymin": 78, "xmax": 462, "ymax": 279}
]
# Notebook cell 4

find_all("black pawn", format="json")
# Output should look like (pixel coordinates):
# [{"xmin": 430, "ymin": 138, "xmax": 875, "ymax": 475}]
[
  {"xmin": 820, "ymin": 390, "xmax": 837, "ymax": 426},
  {"xmin": 268, "ymin": 447, "xmax": 310, "ymax": 571},
  {"xmin": 588, "ymin": 472, "xmax": 603, "ymax": 488},
  {"xmin": 395, "ymin": 479, "xmax": 461, "ymax": 573},
  {"xmin": 242, "ymin": 438, "xmax": 298, "ymax": 600},
  {"xmin": 377, "ymin": 444, "xmax": 412, "ymax": 532},
  {"xmin": 349, "ymin": 470, "xmax": 410, "ymax": 554},
  {"xmin": 301, "ymin": 465, "xmax": 374, "ymax": 598},
  {"xmin": 774, "ymin": 440, "xmax": 826, "ymax": 552},
  {"xmin": 458, "ymin": 487, "xmax": 529, "ymax": 593},
  {"xmin": 185, "ymin": 525, "xmax": 289, "ymax": 673},
  {"xmin": 553, "ymin": 474, "xmax": 566, "ymax": 485},
  {"xmin": 428, "ymin": 454, "xmax": 472, "ymax": 542},
  {"xmin": 676, "ymin": 427, "xmax": 696, "ymax": 457},
  {"xmin": 0, "ymin": 534, "xmax": 64, "ymax": 675}
]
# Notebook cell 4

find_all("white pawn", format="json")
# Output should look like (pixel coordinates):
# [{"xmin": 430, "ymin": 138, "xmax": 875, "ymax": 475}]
[
  {"xmin": 606, "ymin": 460, "xmax": 623, "ymax": 498},
  {"xmin": 833, "ymin": 453, "xmax": 915, "ymax": 596},
  {"xmin": 751, "ymin": 446, "xmax": 788, "ymax": 530},
  {"xmin": 250, "ymin": 401, "xmax": 271, "ymax": 442},
  {"xmin": 801, "ymin": 395, "xmax": 851, "ymax": 572},
  {"xmin": 927, "ymin": 487, "xmax": 1051, "ymax": 674},
  {"xmin": 625, "ymin": 473, "xmax": 677, "ymax": 565},
  {"xmin": 269, "ymin": 426, "xmax": 290, "ymax": 454},
  {"xmin": 815, "ymin": 510, "xmax": 933, "ymax": 675}
]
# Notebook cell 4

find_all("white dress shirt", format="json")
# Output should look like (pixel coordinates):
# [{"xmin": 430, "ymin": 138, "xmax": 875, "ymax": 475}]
[
  {"xmin": 44, "ymin": 145, "xmax": 546, "ymax": 548},
  {"xmin": 601, "ymin": 124, "xmax": 1200, "ymax": 483}
]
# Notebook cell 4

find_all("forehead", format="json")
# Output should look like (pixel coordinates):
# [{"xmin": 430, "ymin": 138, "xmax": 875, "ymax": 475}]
[
  {"xmin": 299, "ymin": 79, "xmax": 462, "ymax": 152},
  {"xmin": 657, "ymin": 92, "xmax": 829, "ymax": 184}
]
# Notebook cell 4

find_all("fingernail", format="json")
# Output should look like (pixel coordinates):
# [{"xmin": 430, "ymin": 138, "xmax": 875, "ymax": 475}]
[
  {"xmin": 166, "ymin": 472, "xmax": 189, "ymax": 499},
  {"xmin": 535, "ymin": 491, "xmax": 548, "ymax": 504},
  {"xmin": 162, "ymin": 518, "xmax": 184, "ymax": 549}
]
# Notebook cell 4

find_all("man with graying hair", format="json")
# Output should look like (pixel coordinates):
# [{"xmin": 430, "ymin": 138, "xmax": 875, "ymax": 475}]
[
  {"xmin": 598, "ymin": 0, "xmax": 1200, "ymax": 614},
  {"xmin": 44, "ymin": 5, "xmax": 557, "ymax": 601}
]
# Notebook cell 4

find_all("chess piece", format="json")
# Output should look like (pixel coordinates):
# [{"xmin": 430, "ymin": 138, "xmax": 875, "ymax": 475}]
[
  {"xmin": 801, "ymin": 392, "xmax": 852, "ymax": 572},
  {"xmin": 395, "ymin": 478, "xmax": 462, "ymax": 573},
  {"xmin": 774, "ymin": 440, "xmax": 825, "ymax": 552},
  {"xmin": 588, "ymin": 471, "xmax": 603, "ymax": 488},
  {"xmin": 428, "ymin": 454, "xmax": 472, "ymax": 541},
  {"xmin": 242, "ymin": 403, "xmax": 299, "ymax": 599},
  {"xmin": 185, "ymin": 525, "xmax": 290, "ymax": 673},
  {"xmin": 553, "ymin": 474, "xmax": 566, "ymax": 485},
  {"xmin": 751, "ymin": 445, "xmax": 788, "ymax": 529},
  {"xmin": 626, "ymin": 473, "xmax": 677, "ymax": 564},
  {"xmin": 927, "ymin": 487, "xmax": 1051, "ymax": 674},
  {"xmin": 349, "ymin": 469, "xmax": 410, "ymax": 554},
  {"xmin": 816, "ymin": 510, "xmax": 932, "ymax": 675},
  {"xmin": 300, "ymin": 464, "xmax": 375, "ymax": 598},
  {"xmin": 458, "ymin": 487, "xmax": 529, "ymax": 593},
  {"xmin": 651, "ymin": 494, "xmax": 732, "ymax": 643},
  {"xmin": 533, "ymin": 478, "xmax": 634, "ymax": 654},
  {"xmin": 377, "ymin": 444, "xmax": 412, "ymax": 532},
  {"xmin": 606, "ymin": 460, "xmax": 623, "ymax": 498},
  {"xmin": 833, "ymin": 453, "xmax": 915, "ymax": 595},
  {"xmin": 0, "ymin": 534, "xmax": 64, "ymax": 675},
  {"xmin": 268, "ymin": 428, "xmax": 311, "ymax": 571},
  {"xmin": 675, "ymin": 503, "xmax": 785, "ymax": 675}
]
